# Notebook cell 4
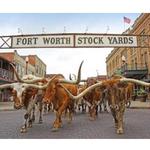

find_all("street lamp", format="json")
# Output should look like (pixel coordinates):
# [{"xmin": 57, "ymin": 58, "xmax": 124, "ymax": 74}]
[
  {"xmin": 25, "ymin": 56, "xmax": 29, "ymax": 75},
  {"xmin": 121, "ymin": 55, "xmax": 126, "ymax": 72},
  {"xmin": 121, "ymin": 55, "xmax": 126, "ymax": 63}
]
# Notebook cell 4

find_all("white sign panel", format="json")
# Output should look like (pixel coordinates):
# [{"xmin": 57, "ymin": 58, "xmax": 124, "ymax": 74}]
[
  {"xmin": 12, "ymin": 35, "xmax": 74, "ymax": 48},
  {"xmin": 75, "ymin": 35, "xmax": 137, "ymax": 47},
  {"xmin": 12, "ymin": 34, "xmax": 137, "ymax": 48}
]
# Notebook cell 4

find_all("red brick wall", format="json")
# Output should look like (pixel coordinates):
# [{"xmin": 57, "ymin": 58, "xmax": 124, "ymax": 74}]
[{"xmin": 0, "ymin": 53, "xmax": 14, "ymax": 62}]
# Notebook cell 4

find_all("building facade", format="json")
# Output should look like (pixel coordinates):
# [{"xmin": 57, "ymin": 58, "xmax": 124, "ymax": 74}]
[
  {"xmin": 0, "ymin": 50, "xmax": 46, "ymax": 79},
  {"xmin": 106, "ymin": 14, "xmax": 150, "ymax": 81},
  {"xmin": 0, "ymin": 56, "xmax": 15, "ymax": 102},
  {"xmin": 0, "ymin": 50, "xmax": 47, "ymax": 101},
  {"xmin": 27, "ymin": 55, "xmax": 46, "ymax": 77}
]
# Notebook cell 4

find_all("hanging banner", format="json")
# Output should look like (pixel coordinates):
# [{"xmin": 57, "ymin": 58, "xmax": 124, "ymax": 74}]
[{"xmin": 11, "ymin": 34, "xmax": 137, "ymax": 48}]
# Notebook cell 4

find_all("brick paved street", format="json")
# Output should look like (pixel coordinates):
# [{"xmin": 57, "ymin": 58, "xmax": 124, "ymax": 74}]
[{"xmin": 0, "ymin": 108, "xmax": 150, "ymax": 139}]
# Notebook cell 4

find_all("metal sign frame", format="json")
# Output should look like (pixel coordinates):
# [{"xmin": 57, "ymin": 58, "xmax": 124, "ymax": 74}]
[{"xmin": 0, "ymin": 33, "xmax": 150, "ymax": 49}]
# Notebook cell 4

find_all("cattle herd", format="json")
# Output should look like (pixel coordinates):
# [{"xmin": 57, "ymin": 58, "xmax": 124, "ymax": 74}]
[{"xmin": 0, "ymin": 61, "xmax": 150, "ymax": 135}]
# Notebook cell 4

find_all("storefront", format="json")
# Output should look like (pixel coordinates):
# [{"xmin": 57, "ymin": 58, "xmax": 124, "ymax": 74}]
[{"xmin": 0, "ymin": 56, "xmax": 14, "ymax": 102}]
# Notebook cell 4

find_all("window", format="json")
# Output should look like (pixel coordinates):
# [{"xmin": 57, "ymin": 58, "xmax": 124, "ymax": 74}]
[
  {"xmin": 144, "ymin": 52, "xmax": 148, "ymax": 64},
  {"xmin": 141, "ymin": 54, "xmax": 144, "ymax": 67}
]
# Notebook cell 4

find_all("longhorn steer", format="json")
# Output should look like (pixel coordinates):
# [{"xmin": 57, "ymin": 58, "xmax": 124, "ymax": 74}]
[
  {"xmin": 42, "ymin": 61, "xmax": 83, "ymax": 131},
  {"xmin": 0, "ymin": 63, "xmax": 56, "ymax": 133},
  {"xmin": 60, "ymin": 76, "xmax": 147, "ymax": 134},
  {"xmin": 0, "ymin": 76, "xmax": 54, "ymax": 133},
  {"xmin": 76, "ymin": 78, "xmax": 105, "ymax": 120}
]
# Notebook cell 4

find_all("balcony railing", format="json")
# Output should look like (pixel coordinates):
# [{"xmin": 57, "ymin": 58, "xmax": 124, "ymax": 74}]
[
  {"xmin": 121, "ymin": 63, "xmax": 148, "ymax": 71},
  {"xmin": 120, "ymin": 63, "xmax": 148, "ymax": 78},
  {"xmin": 0, "ymin": 68, "xmax": 14, "ymax": 81}
]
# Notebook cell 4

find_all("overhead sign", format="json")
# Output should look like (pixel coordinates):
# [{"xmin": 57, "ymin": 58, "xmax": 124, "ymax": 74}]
[
  {"xmin": 10, "ymin": 34, "xmax": 137, "ymax": 48},
  {"xmin": 12, "ymin": 35, "xmax": 74, "ymax": 48},
  {"xmin": 75, "ymin": 35, "xmax": 137, "ymax": 47}
]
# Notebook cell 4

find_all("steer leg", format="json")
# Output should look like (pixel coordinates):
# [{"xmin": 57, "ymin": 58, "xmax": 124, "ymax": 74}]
[
  {"xmin": 43, "ymin": 103, "xmax": 47, "ymax": 114},
  {"xmin": 31, "ymin": 105, "xmax": 35, "ymax": 122},
  {"xmin": 67, "ymin": 104, "xmax": 74, "ymax": 124},
  {"xmin": 116, "ymin": 111, "xmax": 124, "ymax": 134},
  {"xmin": 38, "ymin": 101, "xmax": 43, "ymax": 124},
  {"xmin": 89, "ymin": 105, "xmax": 97, "ymax": 121},
  {"xmin": 21, "ymin": 97, "xmax": 37, "ymax": 133},
  {"xmin": 82, "ymin": 103, "xmax": 86, "ymax": 113},
  {"xmin": 116, "ymin": 105, "xmax": 125, "ymax": 134},
  {"xmin": 111, "ymin": 110, "xmax": 118, "ymax": 129},
  {"xmin": 52, "ymin": 103, "xmax": 67, "ymax": 132},
  {"xmin": 28, "ymin": 114, "xmax": 33, "ymax": 128},
  {"xmin": 20, "ymin": 113, "xmax": 29, "ymax": 133},
  {"xmin": 67, "ymin": 109, "xmax": 73, "ymax": 124},
  {"xmin": 103, "ymin": 100, "xmax": 109, "ymax": 112}
]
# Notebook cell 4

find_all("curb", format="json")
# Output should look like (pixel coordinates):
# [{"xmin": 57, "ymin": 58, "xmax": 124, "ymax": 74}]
[
  {"xmin": 129, "ymin": 107, "xmax": 150, "ymax": 109},
  {"xmin": 0, "ymin": 109, "xmax": 15, "ymax": 111}
]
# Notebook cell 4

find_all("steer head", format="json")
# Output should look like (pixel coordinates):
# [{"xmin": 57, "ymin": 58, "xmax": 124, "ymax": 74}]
[
  {"xmin": 43, "ymin": 75, "xmax": 63, "ymax": 104},
  {"xmin": 0, "ymin": 76, "xmax": 56, "ymax": 109},
  {"xmin": 43, "ymin": 61, "xmax": 84, "ymax": 104}
]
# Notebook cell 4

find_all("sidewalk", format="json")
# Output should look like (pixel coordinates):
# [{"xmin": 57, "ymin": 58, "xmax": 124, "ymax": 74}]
[
  {"xmin": 0, "ymin": 102, "xmax": 14, "ymax": 111},
  {"xmin": 129, "ymin": 100, "xmax": 150, "ymax": 109}
]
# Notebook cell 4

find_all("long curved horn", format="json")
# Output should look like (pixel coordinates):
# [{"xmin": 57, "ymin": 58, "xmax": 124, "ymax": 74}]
[
  {"xmin": 60, "ymin": 81, "xmax": 103, "ymax": 100},
  {"xmin": 10, "ymin": 63, "xmax": 23, "ymax": 82},
  {"xmin": 21, "ymin": 76, "xmax": 46, "ymax": 84},
  {"xmin": 23, "ymin": 75, "xmax": 57, "ymax": 89},
  {"xmin": 10, "ymin": 63, "xmax": 46, "ymax": 84},
  {"xmin": 120, "ymin": 78, "xmax": 150, "ymax": 86},
  {"xmin": 0, "ymin": 83, "xmax": 13, "ymax": 89},
  {"xmin": 59, "ymin": 60, "xmax": 84, "ymax": 84},
  {"xmin": 69, "ymin": 74, "xmax": 72, "ymax": 80}
]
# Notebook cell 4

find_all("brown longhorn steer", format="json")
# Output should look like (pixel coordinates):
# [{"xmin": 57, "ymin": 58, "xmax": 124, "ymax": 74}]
[
  {"xmin": 81, "ymin": 78, "xmax": 104, "ymax": 120},
  {"xmin": 42, "ymin": 74, "xmax": 78, "ymax": 131},
  {"xmin": 42, "ymin": 61, "xmax": 84, "ymax": 131},
  {"xmin": 60, "ymin": 76, "xmax": 148, "ymax": 134}
]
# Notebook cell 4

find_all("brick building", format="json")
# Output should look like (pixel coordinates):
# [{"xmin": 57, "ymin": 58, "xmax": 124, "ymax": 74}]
[
  {"xmin": 0, "ymin": 50, "xmax": 46, "ymax": 78},
  {"xmin": 106, "ymin": 13, "xmax": 150, "ymax": 81},
  {"xmin": 0, "ymin": 56, "xmax": 15, "ymax": 102},
  {"xmin": 24, "ymin": 55, "xmax": 46, "ymax": 77},
  {"xmin": 0, "ymin": 50, "xmax": 46, "ymax": 101}
]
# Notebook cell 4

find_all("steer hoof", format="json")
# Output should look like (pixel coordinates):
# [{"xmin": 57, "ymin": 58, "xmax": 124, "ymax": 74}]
[
  {"xmin": 116, "ymin": 128, "xmax": 124, "ymax": 134},
  {"xmin": 67, "ymin": 120, "xmax": 72, "ymax": 124},
  {"xmin": 32, "ymin": 116, "xmax": 35, "ymax": 122},
  {"xmin": 51, "ymin": 127, "xmax": 59, "ymax": 132},
  {"xmin": 28, "ymin": 124, "xmax": 32, "ymax": 128},
  {"xmin": 89, "ymin": 117, "xmax": 95, "ymax": 121},
  {"xmin": 38, "ymin": 120, "xmax": 43, "ymax": 124},
  {"xmin": 20, "ymin": 128, "xmax": 27, "ymax": 133}
]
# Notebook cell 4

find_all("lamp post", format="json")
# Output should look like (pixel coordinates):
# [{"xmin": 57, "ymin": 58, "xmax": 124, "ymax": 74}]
[
  {"xmin": 121, "ymin": 55, "xmax": 126, "ymax": 63},
  {"xmin": 121, "ymin": 55, "xmax": 126, "ymax": 72},
  {"xmin": 25, "ymin": 56, "xmax": 29, "ymax": 75}
]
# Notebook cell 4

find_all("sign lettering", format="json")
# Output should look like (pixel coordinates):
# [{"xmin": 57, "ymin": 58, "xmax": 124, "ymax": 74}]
[{"xmin": 12, "ymin": 34, "xmax": 137, "ymax": 48}]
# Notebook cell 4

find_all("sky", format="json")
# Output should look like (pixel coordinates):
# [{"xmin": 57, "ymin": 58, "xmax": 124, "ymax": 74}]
[{"xmin": 0, "ymin": 13, "xmax": 140, "ymax": 79}]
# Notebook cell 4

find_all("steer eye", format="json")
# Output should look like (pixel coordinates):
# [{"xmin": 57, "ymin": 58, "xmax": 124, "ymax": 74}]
[{"xmin": 22, "ymin": 85, "xmax": 25, "ymax": 88}]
